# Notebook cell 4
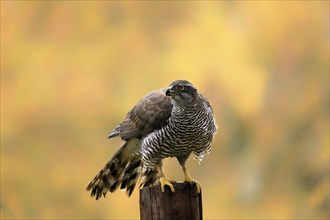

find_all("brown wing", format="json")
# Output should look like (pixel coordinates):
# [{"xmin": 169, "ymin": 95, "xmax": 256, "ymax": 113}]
[{"xmin": 108, "ymin": 89, "xmax": 172, "ymax": 140}]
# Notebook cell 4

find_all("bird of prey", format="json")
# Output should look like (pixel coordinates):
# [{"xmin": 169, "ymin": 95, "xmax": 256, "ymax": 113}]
[{"xmin": 86, "ymin": 80, "xmax": 217, "ymax": 199}]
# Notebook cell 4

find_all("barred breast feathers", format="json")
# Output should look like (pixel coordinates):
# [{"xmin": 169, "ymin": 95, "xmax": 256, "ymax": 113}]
[
  {"xmin": 140, "ymin": 94, "xmax": 217, "ymax": 168},
  {"xmin": 87, "ymin": 80, "xmax": 218, "ymax": 199}
]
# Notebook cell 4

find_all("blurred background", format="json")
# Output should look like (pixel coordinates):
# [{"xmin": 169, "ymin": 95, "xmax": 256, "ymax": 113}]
[{"xmin": 1, "ymin": 1, "xmax": 329, "ymax": 219}]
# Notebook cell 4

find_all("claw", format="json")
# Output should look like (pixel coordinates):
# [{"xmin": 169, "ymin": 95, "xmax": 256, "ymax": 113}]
[
  {"xmin": 185, "ymin": 177, "xmax": 201, "ymax": 193},
  {"xmin": 182, "ymin": 165, "xmax": 201, "ymax": 193},
  {"xmin": 156, "ymin": 164, "xmax": 175, "ymax": 193},
  {"xmin": 159, "ymin": 177, "xmax": 175, "ymax": 192}
]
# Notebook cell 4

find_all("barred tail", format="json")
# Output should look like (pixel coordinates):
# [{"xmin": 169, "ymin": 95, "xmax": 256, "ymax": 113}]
[
  {"xmin": 86, "ymin": 139, "xmax": 141, "ymax": 199},
  {"xmin": 120, "ymin": 156, "xmax": 142, "ymax": 196},
  {"xmin": 139, "ymin": 168, "xmax": 159, "ymax": 189}
]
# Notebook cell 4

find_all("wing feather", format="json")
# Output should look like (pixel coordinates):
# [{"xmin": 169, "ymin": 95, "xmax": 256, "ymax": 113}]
[{"xmin": 110, "ymin": 89, "xmax": 172, "ymax": 140}]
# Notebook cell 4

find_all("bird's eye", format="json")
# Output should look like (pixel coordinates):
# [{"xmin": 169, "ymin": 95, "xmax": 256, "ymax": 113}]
[{"xmin": 178, "ymin": 86, "xmax": 185, "ymax": 91}]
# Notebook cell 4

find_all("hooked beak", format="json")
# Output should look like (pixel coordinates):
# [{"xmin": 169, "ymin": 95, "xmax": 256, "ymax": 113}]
[{"xmin": 165, "ymin": 87, "xmax": 173, "ymax": 96}]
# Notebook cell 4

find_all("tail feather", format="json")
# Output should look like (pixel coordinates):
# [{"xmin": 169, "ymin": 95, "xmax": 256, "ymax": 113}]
[
  {"xmin": 121, "ymin": 157, "xmax": 141, "ymax": 189},
  {"xmin": 121, "ymin": 156, "xmax": 142, "ymax": 196},
  {"xmin": 139, "ymin": 168, "xmax": 159, "ymax": 189},
  {"xmin": 86, "ymin": 139, "xmax": 140, "ymax": 199}
]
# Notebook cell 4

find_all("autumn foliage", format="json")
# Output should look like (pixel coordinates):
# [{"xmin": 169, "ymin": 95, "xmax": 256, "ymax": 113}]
[{"xmin": 1, "ymin": 1, "xmax": 329, "ymax": 219}]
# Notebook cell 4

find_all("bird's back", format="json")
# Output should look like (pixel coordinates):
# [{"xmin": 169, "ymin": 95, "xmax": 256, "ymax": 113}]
[{"xmin": 87, "ymin": 80, "xmax": 217, "ymax": 199}]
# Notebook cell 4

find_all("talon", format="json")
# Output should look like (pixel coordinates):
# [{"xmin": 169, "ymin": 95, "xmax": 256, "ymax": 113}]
[
  {"xmin": 182, "ymin": 165, "xmax": 201, "ymax": 193},
  {"xmin": 185, "ymin": 178, "xmax": 201, "ymax": 193},
  {"xmin": 160, "ymin": 177, "xmax": 175, "ymax": 192}
]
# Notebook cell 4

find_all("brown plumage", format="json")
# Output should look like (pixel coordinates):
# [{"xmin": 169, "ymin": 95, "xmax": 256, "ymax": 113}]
[
  {"xmin": 86, "ymin": 89, "xmax": 172, "ymax": 198},
  {"xmin": 86, "ymin": 80, "xmax": 217, "ymax": 199}
]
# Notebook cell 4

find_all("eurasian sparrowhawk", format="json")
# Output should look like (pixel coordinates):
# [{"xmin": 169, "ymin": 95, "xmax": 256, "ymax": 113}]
[{"xmin": 87, "ymin": 80, "xmax": 217, "ymax": 199}]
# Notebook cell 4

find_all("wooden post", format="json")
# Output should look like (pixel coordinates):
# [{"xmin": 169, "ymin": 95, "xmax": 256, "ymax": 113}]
[{"xmin": 139, "ymin": 182, "xmax": 202, "ymax": 220}]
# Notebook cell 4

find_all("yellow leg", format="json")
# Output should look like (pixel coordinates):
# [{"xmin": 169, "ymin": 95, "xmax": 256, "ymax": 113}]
[
  {"xmin": 182, "ymin": 165, "xmax": 201, "ymax": 193},
  {"xmin": 156, "ymin": 165, "xmax": 175, "ymax": 192}
]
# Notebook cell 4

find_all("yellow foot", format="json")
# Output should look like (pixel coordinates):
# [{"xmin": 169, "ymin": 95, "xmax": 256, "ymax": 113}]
[
  {"xmin": 185, "ymin": 178, "xmax": 201, "ymax": 193},
  {"xmin": 159, "ymin": 177, "xmax": 175, "ymax": 193}
]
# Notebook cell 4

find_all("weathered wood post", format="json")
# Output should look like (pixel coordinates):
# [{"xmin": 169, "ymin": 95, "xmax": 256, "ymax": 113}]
[{"xmin": 139, "ymin": 182, "xmax": 203, "ymax": 220}]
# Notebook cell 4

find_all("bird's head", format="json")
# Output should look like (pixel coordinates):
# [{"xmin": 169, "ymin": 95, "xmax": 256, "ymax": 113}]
[{"xmin": 166, "ymin": 80, "xmax": 198, "ymax": 105}]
